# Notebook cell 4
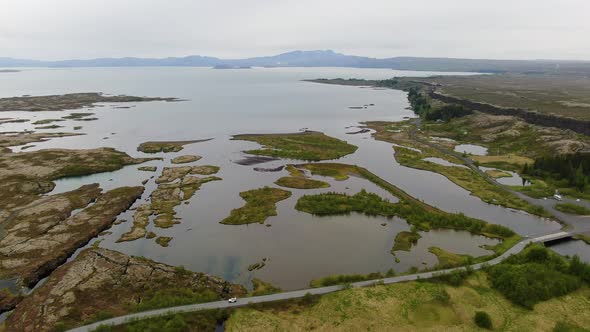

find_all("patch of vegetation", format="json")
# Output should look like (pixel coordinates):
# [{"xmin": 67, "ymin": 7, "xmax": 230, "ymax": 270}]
[
  {"xmin": 553, "ymin": 321, "xmax": 590, "ymax": 332},
  {"xmin": 250, "ymin": 279, "xmax": 282, "ymax": 296},
  {"xmin": 430, "ymin": 267, "xmax": 474, "ymax": 287},
  {"xmin": 555, "ymin": 203, "xmax": 590, "ymax": 215},
  {"xmin": 391, "ymin": 231, "xmax": 422, "ymax": 252},
  {"xmin": 523, "ymin": 153, "xmax": 590, "ymax": 193},
  {"xmin": 96, "ymin": 309, "xmax": 230, "ymax": 332},
  {"xmin": 220, "ymin": 187, "xmax": 292, "ymax": 225},
  {"xmin": 298, "ymin": 163, "xmax": 355, "ymax": 180},
  {"xmin": 274, "ymin": 176, "xmax": 330, "ymax": 189},
  {"xmin": 285, "ymin": 164, "xmax": 304, "ymax": 177},
  {"xmin": 474, "ymin": 311, "xmax": 493, "ymax": 330},
  {"xmin": 473, "ymin": 154, "xmax": 534, "ymax": 168},
  {"xmin": 131, "ymin": 286, "xmax": 219, "ymax": 312},
  {"xmin": 574, "ymin": 234, "xmax": 590, "ymax": 245},
  {"xmin": 486, "ymin": 245, "xmax": 590, "ymax": 309},
  {"xmin": 170, "ymin": 155, "xmax": 201, "ymax": 164},
  {"xmin": 137, "ymin": 166, "xmax": 157, "ymax": 172},
  {"xmin": 424, "ymin": 104, "xmax": 473, "ymax": 122},
  {"xmin": 155, "ymin": 236, "xmax": 172, "ymax": 247},
  {"xmin": 429, "ymin": 247, "xmax": 473, "ymax": 269},
  {"xmin": 190, "ymin": 165, "xmax": 220, "ymax": 175},
  {"xmin": 35, "ymin": 124, "xmax": 64, "ymax": 129},
  {"xmin": 407, "ymin": 87, "xmax": 432, "ymax": 116},
  {"xmin": 233, "ymin": 131, "xmax": 358, "ymax": 161},
  {"xmin": 485, "ymin": 169, "xmax": 512, "ymax": 178},
  {"xmin": 137, "ymin": 140, "xmax": 209, "ymax": 154},
  {"xmin": 62, "ymin": 112, "xmax": 95, "ymax": 120},
  {"xmin": 32, "ymin": 118, "xmax": 65, "ymax": 125},
  {"xmin": 296, "ymin": 190, "xmax": 398, "ymax": 217},
  {"xmin": 310, "ymin": 270, "xmax": 395, "ymax": 288}
]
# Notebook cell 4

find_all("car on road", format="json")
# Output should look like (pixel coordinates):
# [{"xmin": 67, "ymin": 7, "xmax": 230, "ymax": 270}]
[
  {"xmin": 228, "ymin": 297, "xmax": 237, "ymax": 303},
  {"xmin": 553, "ymin": 194, "xmax": 563, "ymax": 201}
]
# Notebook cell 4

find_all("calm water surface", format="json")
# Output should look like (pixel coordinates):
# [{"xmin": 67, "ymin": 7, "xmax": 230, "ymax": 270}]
[
  {"xmin": 0, "ymin": 67, "xmax": 564, "ymax": 290},
  {"xmin": 454, "ymin": 144, "xmax": 488, "ymax": 156}
]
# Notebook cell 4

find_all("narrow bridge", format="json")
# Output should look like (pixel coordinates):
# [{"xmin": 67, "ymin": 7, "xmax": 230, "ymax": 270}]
[{"xmin": 68, "ymin": 230, "xmax": 578, "ymax": 332}]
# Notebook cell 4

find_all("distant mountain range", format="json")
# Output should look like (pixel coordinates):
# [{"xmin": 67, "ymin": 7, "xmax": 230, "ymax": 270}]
[{"xmin": 2, "ymin": 50, "xmax": 590, "ymax": 73}]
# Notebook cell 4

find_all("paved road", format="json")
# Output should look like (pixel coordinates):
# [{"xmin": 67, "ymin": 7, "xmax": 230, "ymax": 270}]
[{"xmin": 68, "ymin": 231, "xmax": 573, "ymax": 332}]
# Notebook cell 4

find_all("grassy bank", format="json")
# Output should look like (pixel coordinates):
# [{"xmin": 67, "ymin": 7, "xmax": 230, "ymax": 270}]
[
  {"xmin": 555, "ymin": 203, "xmax": 590, "ymax": 215},
  {"xmin": 233, "ymin": 131, "xmax": 358, "ymax": 161},
  {"xmin": 310, "ymin": 270, "xmax": 396, "ymax": 288}
]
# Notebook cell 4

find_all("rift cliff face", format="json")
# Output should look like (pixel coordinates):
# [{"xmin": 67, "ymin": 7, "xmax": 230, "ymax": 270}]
[{"xmin": 430, "ymin": 92, "xmax": 590, "ymax": 137}]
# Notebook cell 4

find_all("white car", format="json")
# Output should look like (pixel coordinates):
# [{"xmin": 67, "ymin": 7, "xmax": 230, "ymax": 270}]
[
  {"xmin": 553, "ymin": 194, "xmax": 563, "ymax": 201},
  {"xmin": 228, "ymin": 297, "xmax": 237, "ymax": 303}
]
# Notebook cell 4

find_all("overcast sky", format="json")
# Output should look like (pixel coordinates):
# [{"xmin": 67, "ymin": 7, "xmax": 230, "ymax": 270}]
[{"xmin": 2, "ymin": 0, "xmax": 589, "ymax": 60}]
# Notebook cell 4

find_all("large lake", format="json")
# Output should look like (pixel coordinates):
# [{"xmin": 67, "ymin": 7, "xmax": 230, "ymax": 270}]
[{"xmin": 0, "ymin": 67, "xmax": 563, "ymax": 290}]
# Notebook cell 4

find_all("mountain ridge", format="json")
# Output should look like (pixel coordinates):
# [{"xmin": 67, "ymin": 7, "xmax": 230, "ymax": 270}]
[{"xmin": 2, "ymin": 50, "xmax": 590, "ymax": 73}]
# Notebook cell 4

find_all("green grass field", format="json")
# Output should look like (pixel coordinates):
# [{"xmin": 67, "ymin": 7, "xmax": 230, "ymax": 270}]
[{"xmin": 225, "ymin": 272, "xmax": 590, "ymax": 332}]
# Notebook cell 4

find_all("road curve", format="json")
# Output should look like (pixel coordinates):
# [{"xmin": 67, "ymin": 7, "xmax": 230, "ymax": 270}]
[{"xmin": 67, "ymin": 231, "xmax": 572, "ymax": 332}]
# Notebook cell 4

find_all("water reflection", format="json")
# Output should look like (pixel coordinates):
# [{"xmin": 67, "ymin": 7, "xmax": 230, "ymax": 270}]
[{"xmin": 1, "ymin": 67, "xmax": 563, "ymax": 290}]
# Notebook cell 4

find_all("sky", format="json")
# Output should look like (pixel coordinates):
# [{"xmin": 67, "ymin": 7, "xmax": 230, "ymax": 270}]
[{"xmin": 1, "ymin": 0, "xmax": 589, "ymax": 61}]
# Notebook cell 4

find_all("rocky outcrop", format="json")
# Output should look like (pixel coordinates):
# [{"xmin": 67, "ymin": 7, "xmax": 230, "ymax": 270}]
[
  {"xmin": 430, "ymin": 91, "xmax": 590, "ymax": 137},
  {"xmin": 118, "ymin": 166, "xmax": 221, "ymax": 242},
  {"xmin": 0, "ymin": 93, "xmax": 179, "ymax": 113},
  {"xmin": 0, "ymin": 145, "xmax": 152, "ymax": 211},
  {"xmin": 171, "ymin": 155, "xmax": 201, "ymax": 164},
  {"xmin": 0, "ymin": 185, "xmax": 144, "ymax": 287},
  {"xmin": 4, "ymin": 247, "xmax": 246, "ymax": 332}
]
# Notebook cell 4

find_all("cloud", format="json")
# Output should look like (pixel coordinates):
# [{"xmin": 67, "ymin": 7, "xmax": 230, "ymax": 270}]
[{"xmin": 1, "ymin": 0, "xmax": 589, "ymax": 60}]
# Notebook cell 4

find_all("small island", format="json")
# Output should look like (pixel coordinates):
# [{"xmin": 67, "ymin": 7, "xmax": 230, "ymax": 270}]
[
  {"xmin": 233, "ymin": 131, "xmax": 357, "ymax": 161},
  {"xmin": 220, "ymin": 187, "xmax": 292, "ymax": 225},
  {"xmin": 137, "ymin": 139, "xmax": 212, "ymax": 153},
  {"xmin": 0, "ymin": 93, "xmax": 180, "ymax": 112}
]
